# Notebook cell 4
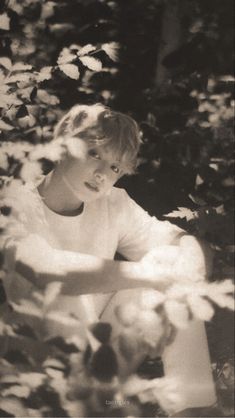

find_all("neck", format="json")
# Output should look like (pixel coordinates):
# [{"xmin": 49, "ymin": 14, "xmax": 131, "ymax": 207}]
[{"xmin": 38, "ymin": 170, "xmax": 83, "ymax": 215}]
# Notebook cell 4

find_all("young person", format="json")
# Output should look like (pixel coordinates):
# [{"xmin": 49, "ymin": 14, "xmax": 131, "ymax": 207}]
[{"xmin": 2, "ymin": 104, "xmax": 216, "ymax": 411}]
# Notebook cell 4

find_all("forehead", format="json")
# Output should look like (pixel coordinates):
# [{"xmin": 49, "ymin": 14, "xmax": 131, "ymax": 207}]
[{"xmin": 94, "ymin": 144, "xmax": 121, "ymax": 161}]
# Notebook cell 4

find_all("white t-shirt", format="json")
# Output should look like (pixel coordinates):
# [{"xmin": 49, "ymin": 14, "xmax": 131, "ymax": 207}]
[{"xmin": 3, "ymin": 182, "xmax": 182, "ymax": 337}]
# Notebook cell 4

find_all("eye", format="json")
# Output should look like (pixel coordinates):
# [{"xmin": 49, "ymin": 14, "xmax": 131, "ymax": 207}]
[
  {"xmin": 111, "ymin": 165, "xmax": 120, "ymax": 174},
  {"xmin": 88, "ymin": 149, "xmax": 100, "ymax": 159}
]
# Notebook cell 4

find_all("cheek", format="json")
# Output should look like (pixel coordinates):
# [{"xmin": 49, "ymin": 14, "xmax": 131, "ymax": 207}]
[
  {"xmin": 108, "ymin": 173, "xmax": 119, "ymax": 186},
  {"xmin": 68, "ymin": 158, "xmax": 91, "ymax": 178}
]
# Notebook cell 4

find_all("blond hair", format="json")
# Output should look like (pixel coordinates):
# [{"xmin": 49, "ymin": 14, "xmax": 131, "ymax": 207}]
[{"xmin": 54, "ymin": 104, "xmax": 141, "ymax": 174}]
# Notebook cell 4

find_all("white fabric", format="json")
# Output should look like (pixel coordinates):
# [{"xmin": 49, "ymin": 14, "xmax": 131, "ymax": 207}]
[
  {"xmin": 2, "ymin": 182, "xmax": 216, "ymax": 410},
  {"xmin": 34, "ymin": 186, "xmax": 182, "ymax": 260},
  {"xmin": 3, "ymin": 183, "xmax": 182, "ymax": 335}
]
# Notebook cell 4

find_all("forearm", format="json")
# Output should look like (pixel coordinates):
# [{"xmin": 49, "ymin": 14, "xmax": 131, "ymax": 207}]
[{"xmin": 14, "ymin": 240, "xmax": 172, "ymax": 295}]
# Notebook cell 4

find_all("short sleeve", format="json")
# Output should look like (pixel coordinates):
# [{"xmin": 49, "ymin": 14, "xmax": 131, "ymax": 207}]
[{"xmin": 117, "ymin": 189, "xmax": 184, "ymax": 261}]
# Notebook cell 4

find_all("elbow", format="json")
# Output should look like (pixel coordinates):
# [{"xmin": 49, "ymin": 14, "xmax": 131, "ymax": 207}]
[{"xmin": 179, "ymin": 234, "xmax": 214, "ymax": 279}]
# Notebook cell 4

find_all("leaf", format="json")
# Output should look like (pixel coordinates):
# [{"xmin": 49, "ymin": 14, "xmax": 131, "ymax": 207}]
[
  {"xmin": 222, "ymin": 177, "xmax": 235, "ymax": 187},
  {"xmin": 114, "ymin": 302, "xmax": 139, "ymax": 326},
  {"xmin": 0, "ymin": 13, "xmax": 10, "ymax": 31},
  {"xmin": 219, "ymin": 75, "xmax": 235, "ymax": 82},
  {"xmin": 118, "ymin": 330, "xmax": 140, "ymax": 360},
  {"xmin": 137, "ymin": 310, "xmax": 163, "ymax": 348},
  {"xmin": 0, "ymin": 398, "xmax": 28, "ymax": 416},
  {"xmin": 17, "ymin": 114, "xmax": 36, "ymax": 128},
  {"xmin": 187, "ymin": 295, "xmax": 214, "ymax": 321},
  {"xmin": 30, "ymin": 86, "xmax": 37, "ymax": 101},
  {"xmin": 59, "ymin": 63, "xmax": 80, "ymax": 80},
  {"xmin": 41, "ymin": 1, "xmax": 56, "ymax": 19},
  {"xmin": 43, "ymin": 358, "xmax": 65, "ymax": 370},
  {"xmin": 57, "ymin": 48, "xmax": 77, "ymax": 65},
  {"xmin": 101, "ymin": 42, "xmax": 119, "ymax": 62},
  {"xmin": 37, "ymin": 89, "xmax": 59, "ymax": 105},
  {"xmin": 195, "ymin": 174, "xmax": 204, "ymax": 187},
  {"xmin": 0, "ymin": 57, "xmax": 12, "ymax": 70},
  {"xmin": 10, "ymin": 300, "xmax": 42, "ymax": 318},
  {"xmin": 140, "ymin": 289, "xmax": 166, "ymax": 309},
  {"xmin": 164, "ymin": 300, "xmax": 190, "ymax": 329},
  {"xmin": 79, "ymin": 56, "xmax": 102, "ymax": 71},
  {"xmin": 90, "ymin": 322, "xmax": 112, "ymax": 344},
  {"xmin": 13, "ymin": 324, "xmax": 37, "ymax": 339},
  {"xmin": 46, "ymin": 311, "xmax": 82, "ymax": 327},
  {"xmin": 44, "ymin": 282, "xmax": 62, "ymax": 307},
  {"xmin": 49, "ymin": 23, "xmax": 75, "ymax": 33},
  {"xmin": 2, "ymin": 385, "xmax": 30, "ymax": 398},
  {"xmin": 16, "ymin": 104, "xmax": 29, "ymax": 118},
  {"xmin": 0, "ymin": 119, "xmax": 14, "ymax": 131},
  {"xmin": 164, "ymin": 207, "xmax": 195, "ymax": 221},
  {"xmin": 36, "ymin": 66, "xmax": 52, "ymax": 82},
  {"xmin": 188, "ymin": 194, "xmax": 206, "ymax": 206},
  {"xmin": 18, "ymin": 372, "xmax": 45, "ymax": 389},
  {"xmin": 0, "ymin": 92, "xmax": 21, "ymax": 108},
  {"xmin": 7, "ymin": 0, "xmax": 23, "ymax": 15},
  {"xmin": 215, "ymin": 279, "xmax": 235, "ymax": 293},
  {"xmin": 7, "ymin": 73, "xmax": 32, "ymax": 83},
  {"xmin": 12, "ymin": 62, "xmax": 32, "ymax": 71},
  {"xmin": 77, "ymin": 44, "xmax": 96, "ymax": 56},
  {"xmin": 208, "ymin": 293, "xmax": 234, "ymax": 310},
  {"xmin": 20, "ymin": 161, "xmax": 42, "ymax": 182},
  {"xmin": 90, "ymin": 344, "xmax": 118, "ymax": 381},
  {"xmin": 29, "ymin": 141, "xmax": 64, "ymax": 162}
]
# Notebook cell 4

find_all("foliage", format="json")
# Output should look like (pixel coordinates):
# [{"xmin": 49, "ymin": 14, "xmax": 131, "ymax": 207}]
[{"xmin": 0, "ymin": 0, "xmax": 234, "ymax": 417}]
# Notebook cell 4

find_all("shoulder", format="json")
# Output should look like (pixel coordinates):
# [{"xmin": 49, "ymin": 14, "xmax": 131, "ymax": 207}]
[
  {"xmin": 108, "ymin": 186, "xmax": 129, "ymax": 202},
  {"xmin": 106, "ymin": 187, "xmax": 135, "ymax": 211},
  {"xmin": 1, "ymin": 179, "xmax": 46, "ymax": 228}
]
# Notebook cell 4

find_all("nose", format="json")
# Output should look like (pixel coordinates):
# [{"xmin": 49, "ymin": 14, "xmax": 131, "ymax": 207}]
[{"xmin": 94, "ymin": 166, "xmax": 107, "ymax": 183}]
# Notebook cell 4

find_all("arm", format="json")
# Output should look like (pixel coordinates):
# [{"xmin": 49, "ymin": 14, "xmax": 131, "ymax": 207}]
[
  {"xmin": 13, "ymin": 233, "xmax": 211, "ymax": 297},
  {"xmin": 141, "ymin": 234, "xmax": 213, "ymax": 283},
  {"xmin": 11, "ymin": 234, "xmax": 177, "ymax": 296},
  {"xmin": 116, "ymin": 190, "xmax": 212, "ymax": 280},
  {"xmin": 174, "ymin": 234, "xmax": 213, "ymax": 279}
]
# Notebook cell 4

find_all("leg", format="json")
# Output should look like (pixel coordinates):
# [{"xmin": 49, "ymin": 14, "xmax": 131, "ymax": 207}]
[
  {"xmin": 163, "ymin": 320, "xmax": 217, "ymax": 412},
  {"xmin": 100, "ymin": 288, "xmax": 217, "ymax": 410}
]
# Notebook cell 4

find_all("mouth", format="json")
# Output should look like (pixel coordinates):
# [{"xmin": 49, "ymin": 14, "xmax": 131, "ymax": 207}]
[{"xmin": 84, "ymin": 182, "xmax": 99, "ymax": 192}]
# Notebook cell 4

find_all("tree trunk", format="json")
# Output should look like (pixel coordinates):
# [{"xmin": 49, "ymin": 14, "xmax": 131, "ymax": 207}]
[{"xmin": 155, "ymin": 0, "xmax": 182, "ymax": 87}]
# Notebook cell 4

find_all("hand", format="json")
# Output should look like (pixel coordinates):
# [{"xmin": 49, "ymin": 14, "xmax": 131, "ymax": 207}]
[
  {"xmin": 139, "ymin": 238, "xmax": 209, "ymax": 286},
  {"xmin": 139, "ymin": 246, "xmax": 181, "ymax": 287}
]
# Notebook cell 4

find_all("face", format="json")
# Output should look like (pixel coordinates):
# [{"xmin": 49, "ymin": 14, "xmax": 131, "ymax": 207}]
[{"xmin": 58, "ymin": 140, "xmax": 125, "ymax": 203}]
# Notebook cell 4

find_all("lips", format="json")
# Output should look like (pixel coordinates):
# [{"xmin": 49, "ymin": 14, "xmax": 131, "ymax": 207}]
[{"xmin": 84, "ymin": 182, "xmax": 99, "ymax": 192}]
